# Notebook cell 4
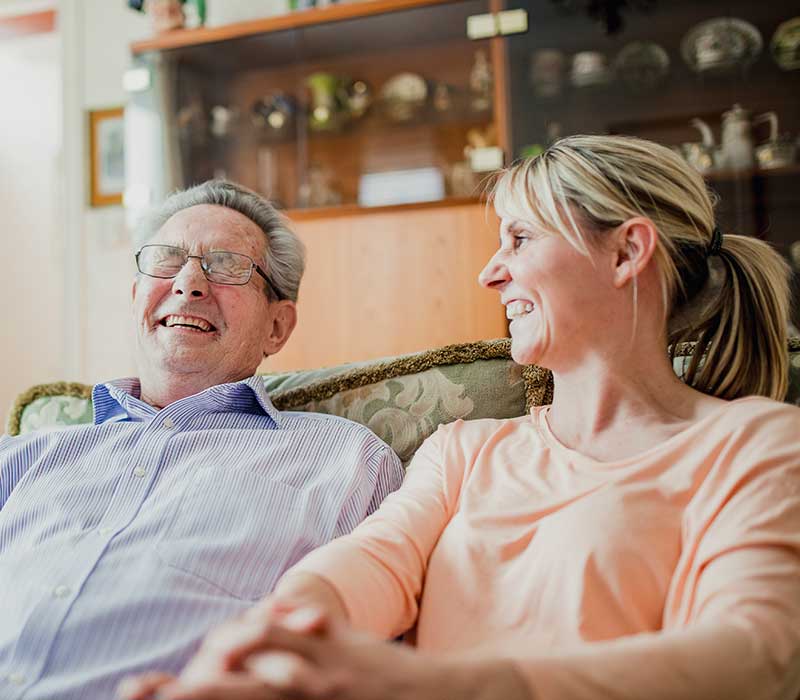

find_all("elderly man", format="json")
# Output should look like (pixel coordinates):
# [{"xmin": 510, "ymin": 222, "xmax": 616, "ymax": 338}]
[{"xmin": 0, "ymin": 181, "xmax": 403, "ymax": 700}]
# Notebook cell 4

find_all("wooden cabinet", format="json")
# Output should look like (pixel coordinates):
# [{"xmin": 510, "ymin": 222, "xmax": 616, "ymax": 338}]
[
  {"xmin": 260, "ymin": 202, "xmax": 503, "ymax": 372},
  {"xmin": 128, "ymin": 0, "xmax": 500, "ymax": 212}
]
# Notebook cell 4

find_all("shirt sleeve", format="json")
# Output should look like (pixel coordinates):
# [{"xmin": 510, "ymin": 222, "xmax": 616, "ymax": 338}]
[
  {"xmin": 331, "ymin": 438, "xmax": 404, "ymax": 538},
  {"xmin": 363, "ymin": 445, "xmax": 404, "ymax": 517},
  {"xmin": 495, "ymin": 405, "xmax": 800, "ymax": 700},
  {"xmin": 286, "ymin": 424, "xmax": 463, "ymax": 639}
]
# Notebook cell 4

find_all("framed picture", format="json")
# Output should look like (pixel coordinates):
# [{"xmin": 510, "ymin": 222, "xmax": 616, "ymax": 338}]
[{"xmin": 89, "ymin": 107, "xmax": 125, "ymax": 207}]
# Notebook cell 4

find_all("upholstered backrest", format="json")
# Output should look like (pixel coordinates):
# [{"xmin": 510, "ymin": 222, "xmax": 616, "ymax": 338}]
[
  {"xmin": 7, "ymin": 341, "xmax": 550, "ymax": 465},
  {"xmin": 7, "ymin": 338, "xmax": 800, "ymax": 466}
]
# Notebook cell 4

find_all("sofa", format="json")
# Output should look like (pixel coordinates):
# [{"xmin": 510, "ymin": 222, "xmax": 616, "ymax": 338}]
[{"xmin": 7, "ymin": 338, "xmax": 800, "ymax": 465}]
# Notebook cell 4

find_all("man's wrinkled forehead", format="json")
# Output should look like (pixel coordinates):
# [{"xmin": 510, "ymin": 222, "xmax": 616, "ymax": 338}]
[{"xmin": 153, "ymin": 204, "xmax": 266, "ymax": 258}]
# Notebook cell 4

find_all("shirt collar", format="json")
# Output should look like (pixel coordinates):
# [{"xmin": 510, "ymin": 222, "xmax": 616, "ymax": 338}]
[{"xmin": 92, "ymin": 375, "xmax": 281, "ymax": 427}]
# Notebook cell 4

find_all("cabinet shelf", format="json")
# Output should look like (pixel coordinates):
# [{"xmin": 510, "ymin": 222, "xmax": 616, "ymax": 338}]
[
  {"xmin": 285, "ymin": 194, "xmax": 482, "ymax": 220},
  {"xmin": 706, "ymin": 164, "xmax": 800, "ymax": 182},
  {"xmin": 131, "ymin": 0, "xmax": 463, "ymax": 55},
  {"xmin": 237, "ymin": 106, "xmax": 492, "ymax": 149},
  {"xmin": 134, "ymin": 0, "xmax": 487, "ymax": 74}
]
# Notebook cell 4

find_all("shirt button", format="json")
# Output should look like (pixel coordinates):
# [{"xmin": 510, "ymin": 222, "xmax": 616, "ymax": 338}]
[
  {"xmin": 98, "ymin": 527, "xmax": 113, "ymax": 537},
  {"xmin": 53, "ymin": 585, "xmax": 71, "ymax": 598},
  {"xmin": 162, "ymin": 417, "xmax": 175, "ymax": 429},
  {"xmin": 132, "ymin": 467, "xmax": 146, "ymax": 478},
  {"xmin": 8, "ymin": 672, "xmax": 25, "ymax": 685}
]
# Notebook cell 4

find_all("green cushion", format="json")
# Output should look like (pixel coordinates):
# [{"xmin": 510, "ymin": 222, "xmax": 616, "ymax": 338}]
[{"xmin": 7, "ymin": 338, "xmax": 799, "ymax": 466}]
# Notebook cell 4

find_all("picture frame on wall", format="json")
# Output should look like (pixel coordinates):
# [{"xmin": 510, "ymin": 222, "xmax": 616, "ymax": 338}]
[{"xmin": 89, "ymin": 107, "xmax": 125, "ymax": 207}]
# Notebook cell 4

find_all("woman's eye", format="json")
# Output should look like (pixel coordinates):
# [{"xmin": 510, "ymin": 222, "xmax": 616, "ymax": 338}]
[{"xmin": 512, "ymin": 234, "xmax": 528, "ymax": 250}]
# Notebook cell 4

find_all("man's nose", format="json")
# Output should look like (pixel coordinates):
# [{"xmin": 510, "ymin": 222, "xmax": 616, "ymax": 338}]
[
  {"xmin": 478, "ymin": 252, "xmax": 509, "ymax": 291},
  {"xmin": 171, "ymin": 257, "xmax": 209, "ymax": 298}
]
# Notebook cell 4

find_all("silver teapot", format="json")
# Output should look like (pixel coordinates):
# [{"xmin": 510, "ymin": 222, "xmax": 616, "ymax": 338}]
[{"xmin": 719, "ymin": 103, "xmax": 754, "ymax": 171}]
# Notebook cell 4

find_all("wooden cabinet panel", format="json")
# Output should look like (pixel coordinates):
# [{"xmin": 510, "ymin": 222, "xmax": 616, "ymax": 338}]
[{"xmin": 260, "ymin": 202, "xmax": 506, "ymax": 371}]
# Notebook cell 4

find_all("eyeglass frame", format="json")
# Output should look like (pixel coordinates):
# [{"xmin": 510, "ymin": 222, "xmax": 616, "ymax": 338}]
[{"xmin": 134, "ymin": 243, "xmax": 284, "ymax": 301}]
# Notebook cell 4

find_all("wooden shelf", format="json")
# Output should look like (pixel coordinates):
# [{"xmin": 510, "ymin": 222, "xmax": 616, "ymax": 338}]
[
  {"xmin": 284, "ymin": 195, "xmax": 483, "ymax": 221},
  {"xmin": 131, "ymin": 0, "xmax": 461, "ymax": 54},
  {"xmin": 706, "ymin": 164, "xmax": 800, "ymax": 182}
]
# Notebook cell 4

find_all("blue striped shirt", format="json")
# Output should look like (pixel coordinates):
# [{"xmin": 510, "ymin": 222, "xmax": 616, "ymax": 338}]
[{"xmin": 0, "ymin": 376, "xmax": 403, "ymax": 699}]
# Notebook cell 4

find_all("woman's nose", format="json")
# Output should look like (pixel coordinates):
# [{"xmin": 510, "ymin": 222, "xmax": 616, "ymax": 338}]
[{"xmin": 478, "ymin": 252, "xmax": 509, "ymax": 291}]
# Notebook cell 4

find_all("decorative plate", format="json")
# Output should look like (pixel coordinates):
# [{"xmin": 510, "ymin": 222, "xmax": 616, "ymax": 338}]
[
  {"xmin": 771, "ymin": 16, "xmax": 800, "ymax": 70},
  {"xmin": 614, "ymin": 41, "xmax": 670, "ymax": 90},
  {"xmin": 681, "ymin": 17, "xmax": 763, "ymax": 73}
]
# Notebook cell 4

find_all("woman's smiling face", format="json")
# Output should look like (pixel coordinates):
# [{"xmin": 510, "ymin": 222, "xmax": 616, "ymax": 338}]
[{"xmin": 479, "ymin": 215, "xmax": 617, "ymax": 370}]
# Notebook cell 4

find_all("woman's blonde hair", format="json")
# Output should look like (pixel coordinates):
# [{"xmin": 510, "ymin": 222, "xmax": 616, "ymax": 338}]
[{"xmin": 491, "ymin": 134, "xmax": 791, "ymax": 400}]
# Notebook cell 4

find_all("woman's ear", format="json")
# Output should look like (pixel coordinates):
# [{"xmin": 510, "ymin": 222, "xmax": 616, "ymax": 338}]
[{"xmin": 611, "ymin": 217, "xmax": 659, "ymax": 289}]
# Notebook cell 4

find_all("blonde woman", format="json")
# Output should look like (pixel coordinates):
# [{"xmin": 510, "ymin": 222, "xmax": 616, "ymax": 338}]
[{"xmin": 123, "ymin": 135, "xmax": 800, "ymax": 700}]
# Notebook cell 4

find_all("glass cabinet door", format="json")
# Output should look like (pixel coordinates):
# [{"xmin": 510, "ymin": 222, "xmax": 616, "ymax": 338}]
[
  {"xmin": 127, "ymin": 0, "xmax": 497, "ymax": 217},
  {"xmin": 502, "ymin": 0, "xmax": 800, "ymax": 325}
]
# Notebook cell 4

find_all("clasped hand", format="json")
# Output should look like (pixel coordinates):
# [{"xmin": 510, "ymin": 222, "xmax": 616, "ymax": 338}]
[{"xmin": 118, "ymin": 600, "xmax": 483, "ymax": 700}]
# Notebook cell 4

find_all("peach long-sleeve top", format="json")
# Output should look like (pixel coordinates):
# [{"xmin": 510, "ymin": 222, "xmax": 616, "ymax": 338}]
[{"xmin": 288, "ymin": 397, "xmax": 800, "ymax": 699}]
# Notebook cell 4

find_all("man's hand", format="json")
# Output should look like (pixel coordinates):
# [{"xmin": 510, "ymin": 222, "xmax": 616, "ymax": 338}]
[{"xmin": 116, "ymin": 600, "xmax": 316, "ymax": 700}]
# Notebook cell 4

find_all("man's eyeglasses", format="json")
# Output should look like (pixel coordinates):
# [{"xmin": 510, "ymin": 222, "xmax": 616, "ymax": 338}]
[{"xmin": 135, "ymin": 244, "xmax": 283, "ymax": 300}]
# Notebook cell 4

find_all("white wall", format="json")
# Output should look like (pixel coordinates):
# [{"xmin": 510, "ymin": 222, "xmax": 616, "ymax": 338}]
[
  {"xmin": 1, "ymin": 0, "xmax": 152, "ymax": 424},
  {"xmin": 65, "ymin": 0, "xmax": 149, "ymax": 384},
  {"xmin": 0, "ymin": 29, "xmax": 62, "ymax": 426}
]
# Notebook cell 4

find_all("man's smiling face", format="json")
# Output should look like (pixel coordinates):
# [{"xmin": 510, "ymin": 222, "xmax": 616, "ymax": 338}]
[{"xmin": 132, "ymin": 204, "xmax": 277, "ymax": 393}]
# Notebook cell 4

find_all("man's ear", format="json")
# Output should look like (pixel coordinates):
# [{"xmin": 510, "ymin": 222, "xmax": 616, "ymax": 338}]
[
  {"xmin": 262, "ymin": 300, "xmax": 298, "ymax": 357},
  {"xmin": 611, "ymin": 217, "xmax": 659, "ymax": 289}
]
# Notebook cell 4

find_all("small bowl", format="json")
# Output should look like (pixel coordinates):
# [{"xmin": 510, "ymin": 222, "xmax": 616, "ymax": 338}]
[{"xmin": 755, "ymin": 140, "xmax": 797, "ymax": 169}]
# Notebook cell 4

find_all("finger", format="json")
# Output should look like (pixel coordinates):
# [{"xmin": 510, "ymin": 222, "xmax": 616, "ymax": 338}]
[
  {"xmin": 244, "ymin": 597, "xmax": 298, "ymax": 622},
  {"xmin": 159, "ymin": 673, "xmax": 282, "ymax": 700},
  {"xmin": 245, "ymin": 600, "xmax": 329, "ymax": 636},
  {"xmin": 116, "ymin": 672, "xmax": 177, "ymax": 699},
  {"xmin": 246, "ymin": 651, "xmax": 338, "ymax": 698},
  {"xmin": 222, "ymin": 610, "xmax": 328, "ymax": 671},
  {"xmin": 192, "ymin": 616, "xmax": 284, "ymax": 674},
  {"xmin": 281, "ymin": 607, "xmax": 329, "ymax": 635},
  {"xmin": 245, "ymin": 622, "xmax": 329, "ymax": 662}
]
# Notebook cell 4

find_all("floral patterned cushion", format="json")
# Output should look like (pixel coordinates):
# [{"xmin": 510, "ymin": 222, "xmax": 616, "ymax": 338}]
[
  {"xmin": 265, "ymin": 340, "xmax": 551, "ymax": 465},
  {"xmin": 7, "ymin": 338, "xmax": 800, "ymax": 467}
]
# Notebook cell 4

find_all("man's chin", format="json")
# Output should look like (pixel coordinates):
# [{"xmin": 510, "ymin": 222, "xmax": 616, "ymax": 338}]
[{"xmin": 145, "ymin": 349, "xmax": 217, "ymax": 375}]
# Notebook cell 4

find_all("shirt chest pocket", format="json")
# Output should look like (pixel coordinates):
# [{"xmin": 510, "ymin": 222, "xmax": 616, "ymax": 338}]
[{"xmin": 156, "ymin": 467, "xmax": 310, "ymax": 601}]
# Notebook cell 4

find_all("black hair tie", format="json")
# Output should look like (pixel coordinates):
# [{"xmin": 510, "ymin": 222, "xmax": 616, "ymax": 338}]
[{"xmin": 707, "ymin": 226, "xmax": 723, "ymax": 257}]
